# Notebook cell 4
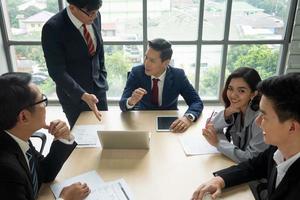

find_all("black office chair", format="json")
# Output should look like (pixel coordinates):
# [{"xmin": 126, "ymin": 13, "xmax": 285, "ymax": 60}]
[
  {"xmin": 127, "ymin": 71, "xmax": 131, "ymax": 79},
  {"xmin": 31, "ymin": 131, "xmax": 47, "ymax": 153}
]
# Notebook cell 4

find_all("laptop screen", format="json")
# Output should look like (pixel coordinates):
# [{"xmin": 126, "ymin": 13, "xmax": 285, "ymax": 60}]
[{"xmin": 97, "ymin": 130, "xmax": 150, "ymax": 149}]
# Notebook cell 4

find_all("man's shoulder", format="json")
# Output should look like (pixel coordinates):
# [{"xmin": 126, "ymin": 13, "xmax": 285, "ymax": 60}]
[
  {"xmin": 167, "ymin": 66, "xmax": 185, "ymax": 75},
  {"xmin": 262, "ymin": 145, "xmax": 278, "ymax": 157},
  {"xmin": 44, "ymin": 9, "xmax": 66, "ymax": 28},
  {"xmin": 131, "ymin": 65, "xmax": 145, "ymax": 74}
]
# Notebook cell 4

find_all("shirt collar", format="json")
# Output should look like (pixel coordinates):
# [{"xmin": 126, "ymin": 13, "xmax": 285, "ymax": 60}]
[
  {"xmin": 274, "ymin": 149, "xmax": 300, "ymax": 174},
  {"xmin": 151, "ymin": 68, "xmax": 167, "ymax": 82},
  {"xmin": 4, "ymin": 130, "xmax": 30, "ymax": 155},
  {"xmin": 67, "ymin": 6, "xmax": 83, "ymax": 30}
]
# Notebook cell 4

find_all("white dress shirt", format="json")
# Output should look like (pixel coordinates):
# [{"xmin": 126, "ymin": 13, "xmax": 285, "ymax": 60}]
[
  {"xmin": 151, "ymin": 70, "xmax": 166, "ymax": 106},
  {"xmin": 273, "ymin": 149, "xmax": 300, "ymax": 188}
]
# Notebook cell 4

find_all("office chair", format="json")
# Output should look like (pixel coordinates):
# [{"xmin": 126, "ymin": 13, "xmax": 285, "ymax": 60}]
[
  {"xmin": 31, "ymin": 131, "xmax": 47, "ymax": 153},
  {"xmin": 127, "ymin": 71, "xmax": 131, "ymax": 79}
]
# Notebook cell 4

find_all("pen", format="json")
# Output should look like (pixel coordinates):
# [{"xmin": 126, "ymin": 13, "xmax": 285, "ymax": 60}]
[
  {"xmin": 206, "ymin": 110, "xmax": 215, "ymax": 128},
  {"xmin": 118, "ymin": 182, "xmax": 130, "ymax": 200}
]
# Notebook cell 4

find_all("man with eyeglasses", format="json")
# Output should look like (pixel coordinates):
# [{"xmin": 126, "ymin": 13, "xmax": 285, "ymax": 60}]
[
  {"xmin": 42, "ymin": 0, "xmax": 108, "ymax": 128},
  {"xmin": 0, "ymin": 72, "xmax": 90, "ymax": 200}
]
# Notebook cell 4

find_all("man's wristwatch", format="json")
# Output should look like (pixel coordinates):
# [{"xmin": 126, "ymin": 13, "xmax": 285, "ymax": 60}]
[{"xmin": 184, "ymin": 113, "xmax": 195, "ymax": 122}]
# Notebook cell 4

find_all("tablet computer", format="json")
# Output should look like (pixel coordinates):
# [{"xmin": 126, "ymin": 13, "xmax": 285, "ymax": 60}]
[
  {"xmin": 97, "ymin": 130, "xmax": 150, "ymax": 149},
  {"xmin": 156, "ymin": 116, "xmax": 178, "ymax": 132}
]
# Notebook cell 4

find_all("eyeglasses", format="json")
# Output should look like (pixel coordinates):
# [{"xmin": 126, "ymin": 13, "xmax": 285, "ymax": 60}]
[
  {"xmin": 17, "ymin": 94, "xmax": 48, "ymax": 116},
  {"xmin": 78, "ymin": 7, "xmax": 98, "ymax": 17},
  {"xmin": 26, "ymin": 94, "xmax": 48, "ymax": 108}
]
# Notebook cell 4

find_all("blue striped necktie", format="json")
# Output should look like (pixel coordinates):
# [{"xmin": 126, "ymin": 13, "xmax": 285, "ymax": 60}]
[{"xmin": 26, "ymin": 148, "xmax": 38, "ymax": 198}]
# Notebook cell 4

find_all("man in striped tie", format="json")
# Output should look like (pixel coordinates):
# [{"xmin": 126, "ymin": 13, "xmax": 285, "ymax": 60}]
[
  {"xmin": 42, "ymin": 0, "xmax": 108, "ymax": 128},
  {"xmin": 0, "ymin": 72, "xmax": 90, "ymax": 200}
]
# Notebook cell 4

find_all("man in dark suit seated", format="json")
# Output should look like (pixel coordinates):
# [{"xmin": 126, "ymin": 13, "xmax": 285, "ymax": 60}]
[
  {"xmin": 119, "ymin": 38, "xmax": 203, "ymax": 133},
  {"xmin": 191, "ymin": 73, "xmax": 300, "ymax": 200},
  {"xmin": 42, "ymin": 0, "xmax": 108, "ymax": 128},
  {"xmin": 0, "ymin": 72, "xmax": 90, "ymax": 200}
]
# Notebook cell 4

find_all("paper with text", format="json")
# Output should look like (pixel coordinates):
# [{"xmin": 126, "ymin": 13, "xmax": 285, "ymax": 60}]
[
  {"xmin": 179, "ymin": 134, "xmax": 219, "ymax": 156},
  {"xmin": 72, "ymin": 125, "xmax": 101, "ymax": 147},
  {"xmin": 87, "ymin": 179, "xmax": 133, "ymax": 200},
  {"xmin": 50, "ymin": 171, "xmax": 104, "ymax": 198}
]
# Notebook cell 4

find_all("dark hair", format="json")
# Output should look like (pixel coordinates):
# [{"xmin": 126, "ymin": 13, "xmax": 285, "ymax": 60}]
[
  {"xmin": 257, "ymin": 72, "xmax": 300, "ymax": 123},
  {"xmin": 0, "ymin": 72, "xmax": 37, "ymax": 130},
  {"xmin": 222, "ymin": 67, "xmax": 262, "ymax": 111},
  {"xmin": 67, "ymin": 0, "xmax": 102, "ymax": 11},
  {"xmin": 148, "ymin": 38, "xmax": 173, "ymax": 62}
]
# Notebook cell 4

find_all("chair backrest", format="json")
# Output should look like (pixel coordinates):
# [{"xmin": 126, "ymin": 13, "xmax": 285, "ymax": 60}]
[
  {"xmin": 31, "ymin": 131, "xmax": 47, "ymax": 153},
  {"xmin": 127, "ymin": 71, "xmax": 131, "ymax": 79}
]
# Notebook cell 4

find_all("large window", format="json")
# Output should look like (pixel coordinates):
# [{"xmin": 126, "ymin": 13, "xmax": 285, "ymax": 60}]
[{"xmin": 0, "ymin": 0, "xmax": 297, "ymax": 102}]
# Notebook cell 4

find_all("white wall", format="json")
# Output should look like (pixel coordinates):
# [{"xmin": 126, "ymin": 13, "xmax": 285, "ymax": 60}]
[
  {"xmin": 0, "ymin": 28, "xmax": 8, "ymax": 74},
  {"xmin": 286, "ymin": 1, "xmax": 300, "ymax": 73}
]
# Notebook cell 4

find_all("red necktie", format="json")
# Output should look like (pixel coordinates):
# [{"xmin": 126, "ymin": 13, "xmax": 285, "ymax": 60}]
[
  {"xmin": 151, "ymin": 78, "xmax": 159, "ymax": 105},
  {"xmin": 82, "ymin": 24, "xmax": 95, "ymax": 56}
]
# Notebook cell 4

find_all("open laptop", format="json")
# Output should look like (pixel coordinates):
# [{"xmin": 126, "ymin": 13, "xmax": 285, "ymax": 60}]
[{"xmin": 97, "ymin": 130, "xmax": 151, "ymax": 149}]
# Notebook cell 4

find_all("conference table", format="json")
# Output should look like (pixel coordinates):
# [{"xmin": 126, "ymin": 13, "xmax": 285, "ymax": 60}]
[{"xmin": 38, "ymin": 109, "xmax": 254, "ymax": 200}]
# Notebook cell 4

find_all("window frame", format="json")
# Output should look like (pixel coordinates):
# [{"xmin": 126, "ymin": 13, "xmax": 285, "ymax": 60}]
[{"xmin": 0, "ymin": 0, "xmax": 298, "ymax": 104}]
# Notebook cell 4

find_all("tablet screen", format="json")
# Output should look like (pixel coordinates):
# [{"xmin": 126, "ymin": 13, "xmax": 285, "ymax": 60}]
[{"xmin": 156, "ymin": 116, "xmax": 178, "ymax": 131}]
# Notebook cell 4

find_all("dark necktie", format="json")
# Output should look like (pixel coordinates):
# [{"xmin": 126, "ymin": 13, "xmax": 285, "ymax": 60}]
[
  {"xmin": 151, "ymin": 78, "xmax": 159, "ymax": 105},
  {"xmin": 26, "ymin": 148, "xmax": 39, "ymax": 198},
  {"xmin": 82, "ymin": 24, "xmax": 96, "ymax": 56}
]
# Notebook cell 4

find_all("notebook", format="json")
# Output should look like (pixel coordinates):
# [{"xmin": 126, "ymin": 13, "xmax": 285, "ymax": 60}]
[{"xmin": 97, "ymin": 130, "xmax": 151, "ymax": 149}]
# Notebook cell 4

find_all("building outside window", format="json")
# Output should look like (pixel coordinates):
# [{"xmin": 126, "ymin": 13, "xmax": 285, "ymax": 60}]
[{"xmin": 0, "ymin": 0, "xmax": 296, "ymax": 102}]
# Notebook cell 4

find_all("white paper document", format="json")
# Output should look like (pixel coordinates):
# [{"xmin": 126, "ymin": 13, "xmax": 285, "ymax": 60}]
[
  {"xmin": 72, "ymin": 125, "xmax": 101, "ymax": 147},
  {"xmin": 179, "ymin": 134, "xmax": 219, "ymax": 156},
  {"xmin": 50, "ymin": 171, "xmax": 133, "ymax": 200},
  {"xmin": 88, "ymin": 179, "xmax": 133, "ymax": 200},
  {"xmin": 50, "ymin": 171, "xmax": 104, "ymax": 198}
]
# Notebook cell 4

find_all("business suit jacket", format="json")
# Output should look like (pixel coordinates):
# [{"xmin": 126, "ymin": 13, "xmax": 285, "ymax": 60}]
[
  {"xmin": 119, "ymin": 65, "xmax": 203, "ymax": 120},
  {"xmin": 42, "ymin": 9, "xmax": 108, "ymax": 126},
  {"xmin": 214, "ymin": 146, "xmax": 300, "ymax": 200},
  {"xmin": 0, "ymin": 131, "xmax": 76, "ymax": 200}
]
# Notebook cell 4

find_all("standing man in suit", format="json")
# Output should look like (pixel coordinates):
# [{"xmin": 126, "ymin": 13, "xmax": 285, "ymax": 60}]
[
  {"xmin": 191, "ymin": 73, "xmax": 300, "ymax": 200},
  {"xmin": 42, "ymin": 0, "xmax": 108, "ymax": 128},
  {"xmin": 119, "ymin": 38, "xmax": 203, "ymax": 133},
  {"xmin": 0, "ymin": 72, "xmax": 90, "ymax": 200}
]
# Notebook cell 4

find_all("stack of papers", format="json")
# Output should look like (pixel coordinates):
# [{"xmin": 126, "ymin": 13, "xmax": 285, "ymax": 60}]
[
  {"xmin": 51, "ymin": 171, "xmax": 133, "ymax": 200},
  {"xmin": 72, "ymin": 125, "xmax": 101, "ymax": 148},
  {"xmin": 179, "ymin": 134, "xmax": 219, "ymax": 156}
]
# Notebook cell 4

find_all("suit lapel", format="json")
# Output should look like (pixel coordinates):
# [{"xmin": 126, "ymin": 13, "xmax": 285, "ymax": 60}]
[
  {"xmin": 162, "ymin": 67, "xmax": 174, "ymax": 106},
  {"xmin": 0, "ymin": 131, "xmax": 32, "ymax": 183},
  {"xmin": 270, "ymin": 157, "xmax": 300, "ymax": 199},
  {"xmin": 92, "ymin": 16, "xmax": 103, "ymax": 54},
  {"xmin": 62, "ymin": 9, "xmax": 90, "ymax": 56},
  {"xmin": 144, "ymin": 73, "xmax": 152, "ymax": 104},
  {"xmin": 267, "ymin": 165, "xmax": 277, "ymax": 195}
]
